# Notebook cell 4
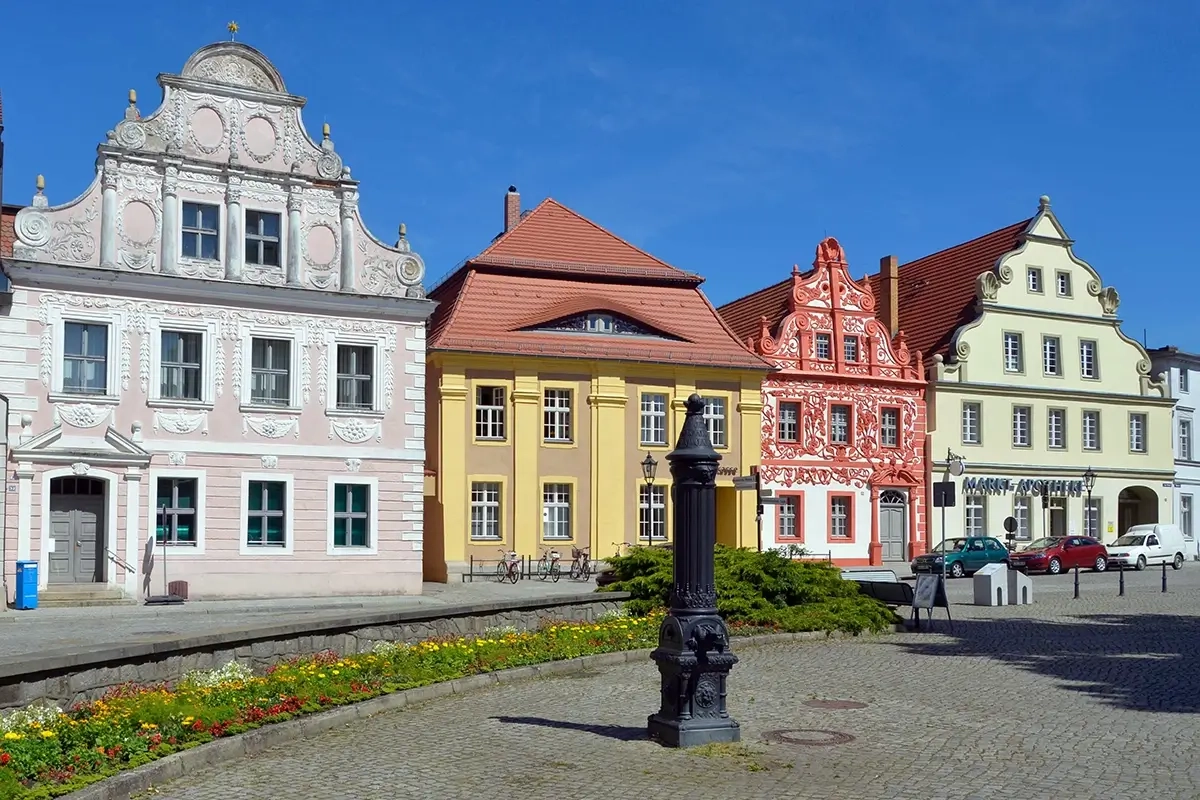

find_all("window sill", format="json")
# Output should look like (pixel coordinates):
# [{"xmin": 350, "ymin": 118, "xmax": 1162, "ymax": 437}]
[
  {"xmin": 473, "ymin": 438, "xmax": 509, "ymax": 446},
  {"xmin": 326, "ymin": 408, "xmax": 385, "ymax": 419},
  {"xmin": 469, "ymin": 538, "xmax": 503, "ymax": 543},
  {"xmin": 239, "ymin": 545, "xmax": 294, "ymax": 556},
  {"xmin": 327, "ymin": 546, "xmax": 379, "ymax": 556},
  {"xmin": 156, "ymin": 544, "xmax": 206, "ymax": 555},
  {"xmin": 50, "ymin": 392, "xmax": 120, "ymax": 405},
  {"xmin": 542, "ymin": 440, "xmax": 576, "ymax": 448},
  {"xmin": 239, "ymin": 404, "xmax": 302, "ymax": 416},
  {"xmin": 639, "ymin": 441, "xmax": 671, "ymax": 449},
  {"xmin": 148, "ymin": 399, "xmax": 215, "ymax": 411}
]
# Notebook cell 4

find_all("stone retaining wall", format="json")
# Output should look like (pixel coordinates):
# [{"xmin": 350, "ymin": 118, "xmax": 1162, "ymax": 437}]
[{"xmin": 0, "ymin": 593, "xmax": 629, "ymax": 711}]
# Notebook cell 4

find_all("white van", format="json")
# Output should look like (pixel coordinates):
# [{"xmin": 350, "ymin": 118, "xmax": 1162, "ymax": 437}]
[{"xmin": 1106, "ymin": 524, "xmax": 1188, "ymax": 571}]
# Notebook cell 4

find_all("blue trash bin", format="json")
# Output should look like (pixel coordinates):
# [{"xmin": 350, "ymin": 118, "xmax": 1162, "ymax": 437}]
[{"xmin": 14, "ymin": 560, "xmax": 38, "ymax": 610}]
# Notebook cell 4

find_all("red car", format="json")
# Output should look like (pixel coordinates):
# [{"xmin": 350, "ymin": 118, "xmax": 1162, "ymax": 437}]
[{"xmin": 1007, "ymin": 536, "xmax": 1109, "ymax": 575}]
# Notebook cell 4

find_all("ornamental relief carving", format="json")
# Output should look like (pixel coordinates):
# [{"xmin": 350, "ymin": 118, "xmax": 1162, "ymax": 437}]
[
  {"xmin": 243, "ymin": 416, "xmax": 299, "ymax": 438},
  {"xmin": 53, "ymin": 403, "xmax": 113, "ymax": 429},
  {"xmin": 187, "ymin": 54, "xmax": 277, "ymax": 91},
  {"xmin": 329, "ymin": 418, "xmax": 383, "ymax": 444},
  {"xmin": 14, "ymin": 194, "xmax": 100, "ymax": 265},
  {"xmin": 153, "ymin": 409, "xmax": 209, "ymax": 436}
]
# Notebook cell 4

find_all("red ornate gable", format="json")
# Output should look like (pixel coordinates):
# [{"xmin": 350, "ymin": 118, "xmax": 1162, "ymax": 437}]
[{"xmin": 753, "ymin": 237, "xmax": 923, "ymax": 383}]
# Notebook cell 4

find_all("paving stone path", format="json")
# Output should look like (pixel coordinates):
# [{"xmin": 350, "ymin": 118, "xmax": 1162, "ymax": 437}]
[{"xmin": 149, "ymin": 572, "xmax": 1200, "ymax": 800}]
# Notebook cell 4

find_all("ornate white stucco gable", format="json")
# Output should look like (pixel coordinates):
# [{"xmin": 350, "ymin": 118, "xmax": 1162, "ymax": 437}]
[{"xmin": 8, "ymin": 40, "xmax": 429, "ymax": 303}]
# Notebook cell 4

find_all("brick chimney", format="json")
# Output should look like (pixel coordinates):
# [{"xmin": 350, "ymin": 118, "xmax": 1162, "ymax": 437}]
[
  {"xmin": 879, "ymin": 255, "xmax": 899, "ymax": 336},
  {"xmin": 504, "ymin": 185, "xmax": 520, "ymax": 232}
]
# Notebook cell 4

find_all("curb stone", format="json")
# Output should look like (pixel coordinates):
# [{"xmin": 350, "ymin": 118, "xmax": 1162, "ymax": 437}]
[{"xmin": 60, "ymin": 625, "xmax": 902, "ymax": 800}]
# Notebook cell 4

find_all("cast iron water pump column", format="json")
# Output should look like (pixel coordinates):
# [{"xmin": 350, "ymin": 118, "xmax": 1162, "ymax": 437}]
[{"xmin": 647, "ymin": 394, "xmax": 740, "ymax": 747}]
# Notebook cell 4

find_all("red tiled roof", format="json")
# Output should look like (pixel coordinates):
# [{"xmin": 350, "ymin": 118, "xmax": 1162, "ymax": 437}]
[
  {"xmin": 886, "ymin": 219, "xmax": 1031, "ymax": 362},
  {"xmin": 428, "ymin": 198, "xmax": 769, "ymax": 371},
  {"xmin": 0, "ymin": 206, "xmax": 17, "ymax": 259},
  {"xmin": 716, "ymin": 277, "xmax": 792, "ymax": 346}
]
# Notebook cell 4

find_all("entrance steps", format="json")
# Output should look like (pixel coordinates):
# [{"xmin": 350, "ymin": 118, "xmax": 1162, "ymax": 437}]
[{"xmin": 37, "ymin": 585, "xmax": 134, "ymax": 608}]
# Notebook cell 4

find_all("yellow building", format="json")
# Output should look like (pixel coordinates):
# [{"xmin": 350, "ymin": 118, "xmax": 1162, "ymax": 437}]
[
  {"xmin": 422, "ymin": 189, "xmax": 769, "ymax": 581},
  {"xmin": 874, "ymin": 196, "xmax": 1175, "ymax": 544}
]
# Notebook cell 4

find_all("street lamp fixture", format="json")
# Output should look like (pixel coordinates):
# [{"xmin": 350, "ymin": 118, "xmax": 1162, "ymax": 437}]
[
  {"xmin": 1082, "ymin": 466, "xmax": 1097, "ymax": 538},
  {"xmin": 641, "ymin": 453, "xmax": 658, "ymax": 487},
  {"xmin": 940, "ymin": 449, "xmax": 968, "ymax": 587}
]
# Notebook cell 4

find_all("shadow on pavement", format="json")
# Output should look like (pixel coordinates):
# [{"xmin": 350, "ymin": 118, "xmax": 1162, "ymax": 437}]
[
  {"xmin": 893, "ymin": 613, "xmax": 1200, "ymax": 713},
  {"xmin": 491, "ymin": 715, "xmax": 646, "ymax": 741}
]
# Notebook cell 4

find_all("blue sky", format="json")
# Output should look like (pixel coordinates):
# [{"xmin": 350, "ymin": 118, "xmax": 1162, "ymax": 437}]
[{"xmin": 3, "ymin": 1, "xmax": 1197, "ymax": 351}]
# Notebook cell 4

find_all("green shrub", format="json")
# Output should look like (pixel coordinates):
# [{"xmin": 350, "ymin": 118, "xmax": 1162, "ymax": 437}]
[{"xmin": 598, "ymin": 545, "xmax": 898, "ymax": 633}]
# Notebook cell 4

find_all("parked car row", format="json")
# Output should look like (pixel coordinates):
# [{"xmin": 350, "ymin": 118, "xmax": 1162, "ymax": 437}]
[{"xmin": 910, "ymin": 524, "xmax": 1189, "ymax": 578}]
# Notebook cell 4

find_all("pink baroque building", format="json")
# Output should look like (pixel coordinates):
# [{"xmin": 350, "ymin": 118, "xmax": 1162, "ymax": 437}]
[{"xmin": 0, "ymin": 42, "xmax": 433, "ymax": 602}]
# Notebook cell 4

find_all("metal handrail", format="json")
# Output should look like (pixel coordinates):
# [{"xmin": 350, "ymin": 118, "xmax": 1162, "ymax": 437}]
[{"xmin": 104, "ymin": 548, "xmax": 136, "ymax": 574}]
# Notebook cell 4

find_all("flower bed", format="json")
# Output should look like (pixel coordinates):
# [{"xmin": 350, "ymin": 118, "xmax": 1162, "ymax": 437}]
[{"xmin": 0, "ymin": 612, "xmax": 660, "ymax": 799}]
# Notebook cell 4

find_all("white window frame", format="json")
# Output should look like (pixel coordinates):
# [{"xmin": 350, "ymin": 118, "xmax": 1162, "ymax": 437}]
[
  {"xmin": 830, "ymin": 404, "xmax": 851, "ymax": 445},
  {"xmin": 180, "ymin": 200, "xmax": 222, "ymax": 263},
  {"xmin": 778, "ymin": 496, "xmax": 799, "ymax": 539},
  {"xmin": 1013, "ymin": 496, "xmax": 1032, "ymax": 541},
  {"xmin": 1180, "ymin": 418, "xmax": 1193, "ymax": 461},
  {"xmin": 703, "ymin": 397, "xmax": 727, "ymax": 448},
  {"xmin": 1026, "ymin": 267, "xmax": 1043, "ymax": 293},
  {"xmin": 326, "ymin": 475, "xmax": 379, "ymax": 555},
  {"xmin": 815, "ymin": 333, "xmax": 832, "ymax": 360},
  {"xmin": 542, "ymin": 483, "xmax": 573, "ymax": 541},
  {"xmin": 778, "ymin": 401, "xmax": 799, "ymax": 442},
  {"xmin": 47, "ymin": 306, "xmax": 121, "ymax": 401},
  {"xmin": 238, "ymin": 472, "xmax": 295, "ymax": 556},
  {"xmin": 880, "ymin": 407, "xmax": 899, "ymax": 447},
  {"xmin": 961, "ymin": 402, "xmax": 981, "ymax": 445},
  {"xmin": 1042, "ymin": 335, "xmax": 1061, "ymax": 376},
  {"xmin": 323, "ymin": 331, "xmax": 388, "ymax": 416},
  {"xmin": 843, "ymin": 336, "xmax": 860, "ymax": 362},
  {"xmin": 1079, "ymin": 340, "xmax": 1098, "ymax": 380},
  {"xmin": 1085, "ymin": 497, "xmax": 1103, "ymax": 540},
  {"xmin": 638, "ymin": 484, "xmax": 667, "ymax": 541},
  {"xmin": 1083, "ymin": 410, "xmax": 1101, "ymax": 450},
  {"xmin": 1129, "ymin": 413, "xmax": 1148, "ymax": 453},
  {"xmin": 965, "ymin": 495, "xmax": 987, "ymax": 536},
  {"xmin": 470, "ymin": 481, "xmax": 503, "ymax": 541},
  {"xmin": 1003, "ymin": 332, "xmax": 1023, "ymax": 373},
  {"xmin": 830, "ymin": 496, "xmax": 851, "ymax": 539},
  {"xmin": 1181, "ymin": 494, "xmax": 1194, "ymax": 540},
  {"xmin": 1011, "ymin": 405, "xmax": 1031, "ymax": 448},
  {"xmin": 1055, "ymin": 270, "xmax": 1072, "ymax": 297},
  {"xmin": 1180, "ymin": 370, "xmax": 1190, "ymax": 393},
  {"xmin": 474, "ymin": 386, "xmax": 507, "ymax": 441},
  {"xmin": 585, "ymin": 314, "xmax": 614, "ymax": 334},
  {"xmin": 146, "ymin": 468, "xmax": 208, "ymax": 555},
  {"xmin": 1047, "ymin": 407, "xmax": 1066, "ymax": 450},
  {"xmin": 148, "ymin": 317, "xmax": 219, "ymax": 407},
  {"xmin": 239, "ymin": 324, "xmax": 304, "ymax": 411},
  {"xmin": 543, "ymin": 388, "xmax": 573, "ymax": 443},
  {"xmin": 639, "ymin": 393, "xmax": 668, "ymax": 446},
  {"xmin": 243, "ymin": 208, "xmax": 284, "ymax": 269}
]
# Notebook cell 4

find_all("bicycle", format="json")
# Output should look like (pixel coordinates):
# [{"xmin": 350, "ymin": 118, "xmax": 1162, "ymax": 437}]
[
  {"xmin": 569, "ymin": 546, "xmax": 592, "ymax": 581},
  {"xmin": 536, "ymin": 546, "xmax": 562, "ymax": 583},
  {"xmin": 611, "ymin": 541, "xmax": 633, "ymax": 557},
  {"xmin": 495, "ymin": 549, "xmax": 521, "ymax": 584}
]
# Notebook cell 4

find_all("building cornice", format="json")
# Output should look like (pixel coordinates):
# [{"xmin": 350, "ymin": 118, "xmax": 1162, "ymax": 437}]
[
  {"xmin": 951, "ymin": 461, "xmax": 1176, "ymax": 481},
  {"xmin": 931, "ymin": 379, "xmax": 1177, "ymax": 407},
  {"xmin": 2, "ymin": 259, "xmax": 435, "ymax": 323}
]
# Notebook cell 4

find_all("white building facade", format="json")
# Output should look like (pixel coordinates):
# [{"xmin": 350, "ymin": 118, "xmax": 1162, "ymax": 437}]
[
  {"xmin": 0, "ymin": 42, "xmax": 433, "ymax": 602},
  {"xmin": 1148, "ymin": 346, "xmax": 1198, "ymax": 557}
]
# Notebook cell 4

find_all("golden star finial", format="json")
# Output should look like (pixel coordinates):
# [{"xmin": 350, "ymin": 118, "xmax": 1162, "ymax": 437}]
[{"xmin": 227, "ymin": 21, "xmax": 239, "ymax": 40}]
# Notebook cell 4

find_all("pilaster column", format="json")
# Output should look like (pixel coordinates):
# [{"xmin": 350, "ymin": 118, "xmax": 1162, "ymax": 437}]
[
  {"xmin": 339, "ymin": 193, "xmax": 356, "ymax": 292},
  {"xmin": 737, "ymin": 377, "xmax": 764, "ymax": 550},
  {"xmin": 224, "ymin": 175, "xmax": 243, "ymax": 280},
  {"xmin": 123, "ymin": 468, "xmax": 143, "ymax": 596},
  {"xmin": 511, "ymin": 373, "xmax": 541, "ymax": 558},
  {"xmin": 869, "ymin": 486, "xmax": 882, "ymax": 566},
  {"xmin": 438, "ymin": 370, "xmax": 468, "ymax": 578},
  {"xmin": 100, "ymin": 158, "xmax": 119, "ymax": 268},
  {"xmin": 908, "ymin": 489, "xmax": 921, "ymax": 558},
  {"xmin": 286, "ymin": 189, "xmax": 303, "ymax": 287},
  {"xmin": 160, "ymin": 166, "xmax": 179, "ymax": 275},
  {"xmin": 588, "ymin": 374, "xmax": 626, "ymax": 555}
]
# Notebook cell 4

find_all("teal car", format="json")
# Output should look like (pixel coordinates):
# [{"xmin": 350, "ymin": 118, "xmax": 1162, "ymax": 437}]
[{"xmin": 910, "ymin": 536, "xmax": 1011, "ymax": 578}]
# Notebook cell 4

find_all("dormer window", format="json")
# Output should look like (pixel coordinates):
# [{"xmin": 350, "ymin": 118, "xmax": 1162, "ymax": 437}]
[
  {"xmin": 586, "ymin": 314, "xmax": 614, "ymax": 334},
  {"xmin": 245, "ymin": 211, "xmax": 281, "ymax": 267}
]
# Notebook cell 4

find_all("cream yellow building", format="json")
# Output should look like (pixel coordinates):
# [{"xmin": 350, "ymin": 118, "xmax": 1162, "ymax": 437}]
[
  {"xmin": 422, "ymin": 191, "xmax": 769, "ymax": 581},
  {"xmin": 875, "ymin": 196, "xmax": 1175, "ymax": 544}
]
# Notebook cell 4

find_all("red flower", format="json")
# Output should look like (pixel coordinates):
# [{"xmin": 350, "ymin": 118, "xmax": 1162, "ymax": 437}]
[{"xmin": 0, "ymin": 752, "xmax": 10, "ymax": 766}]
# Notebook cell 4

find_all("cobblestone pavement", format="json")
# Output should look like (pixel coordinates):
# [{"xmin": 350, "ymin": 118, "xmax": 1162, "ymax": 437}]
[
  {"xmin": 0, "ymin": 579, "xmax": 598, "ymax": 659},
  {"xmin": 151, "ymin": 575, "xmax": 1200, "ymax": 800}
]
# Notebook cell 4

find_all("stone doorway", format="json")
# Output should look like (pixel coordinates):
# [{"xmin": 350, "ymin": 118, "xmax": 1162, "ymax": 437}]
[
  {"xmin": 879, "ymin": 490, "xmax": 907, "ymax": 561},
  {"xmin": 1118, "ymin": 486, "xmax": 1159, "ymax": 535},
  {"xmin": 48, "ymin": 477, "xmax": 107, "ymax": 584}
]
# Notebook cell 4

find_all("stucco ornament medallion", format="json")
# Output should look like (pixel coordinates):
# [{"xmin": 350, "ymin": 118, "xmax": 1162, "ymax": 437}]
[
  {"xmin": 261, "ymin": 455, "xmax": 279, "ymax": 469},
  {"xmin": 115, "ymin": 119, "xmax": 147, "ymax": 150},
  {"xmin": 15, "ymin": 207, "xmax": 51, "ymax": 248},
  {"xmin": 55, "ymin": 403, "xmax": 112, "ymax": 429},
  {"xmin": 188, "ymin": 54, "xmax": 277, "ymax": 91},
  {"xmin": 345, "ymin": 458, "xmax": 363, "ymax": 473},
  {"xmin": 329, "ymin": 419, "xmax": 382, "ymax": 444},
  {"xmin": 71, "ymin": 462, "xmax": 91, "ymax": 477},
  {"xmin": 167, "ymin": 452, "xmax": 187, "ymax": 466},
  {"xmin": 244, "ymin": 416, "xmax": 300, "ymax": 438}
]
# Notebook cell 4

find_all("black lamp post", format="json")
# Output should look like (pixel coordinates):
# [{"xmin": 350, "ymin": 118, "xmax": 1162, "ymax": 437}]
[
  {"xmin": 647, "ymin": 394, "xmax": 740, "ymax": 748},
  {"xmin": 641, "ymin": 453, "xmax": 658, "ymax": 487},
  {"xmin": 1082, "ymin": 467, "xmax": 1097, "ymax": 539},
  {"xmin": 1038, "ymin": 479, "xmax": 1050, "ymax": 537}
]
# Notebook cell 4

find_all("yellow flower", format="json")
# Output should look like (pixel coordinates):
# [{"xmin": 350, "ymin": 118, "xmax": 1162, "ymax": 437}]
[
  {"xmin": 332, "ymin": 670, "xmax": 340, "ymax": 676},
  {"xmin": 318, "ymin": 673, "xmax": 326, "ymax": 679},
  {"xmin": 3, "ymin": 732, "xmax": 22, "ymax": 740},
  {"xmin": 41, "ymin": 730, "xmax": 56, "ymax": 738},
  {"xmin": 183, "ymin": 716, "xmax": 194, "ymax": 724}
]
